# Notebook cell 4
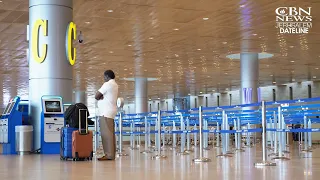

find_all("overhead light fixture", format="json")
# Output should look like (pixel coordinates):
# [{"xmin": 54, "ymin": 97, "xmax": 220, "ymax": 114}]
[
  {"xmin": 124, "ymin": 69, "xmax": 127, "ymax": 71},
  {"xmin": 222, "ymin": 42, "xmax": 227, "ymax": 44},
  {"xmin": 109, "ymin": 51, "xmax": 113, "ymax": 53},
  {"xmin": 273, "ymin": 82, "xmax": 276, "ymax": 84},
  {"xmin": 290, "ymin": 61, "xmax": 295, "ymax": 63},
  {"xmin": 252, "ymin": 33, "xmax": 257, "ymax": 36},
  {"xmin": 313, "ymin": 76, "xmax": 317, "ymax": 79},
  {"xmin": 128, "ymin": 44, "xmax": 132, "ymax": 47},
  {"xmin": 316, "ymin": 68, "xmax": 319, "ymax": 70},
  {"xmin": 240, "ymin": 4, "xmax": 245, "ymax": 8},
  {"xmin": 149, "ymin": 37, "xmax": 154, "ymax": 40},
  {"xmin": 203, "ymin": 17, "xmax": 209, "ymax": 20},
  {"xmin": 108, "ymin": 10, "xmax": 113, "ymax": 13},
  {"xmin": 289, "ymin": 46, "xmax": 294, "ymax": 48},
  {"xmin": 270, "ymin": 74, "xmax": 273, "ymax": 76},
  {"xmin": 212, "ymin": 90, "xmax": 215, "ymax": 91},
  {"xmin": 173, "ymin": 28, "xmax": 179, "ymax": 31},
  {"xmin": 156, "ymin": 59, "xmax": 159, "ymax": 62},
  {"xmin": 85, "ymin": 21, "xmax": 91, "ymax": 24},
  {"xmin": 224, "ymin": 73, "xmax": 228, "ymax": 75},
  {"xmin": 197, "ymin": 49, "xmax": 201, "ymax": 51}
]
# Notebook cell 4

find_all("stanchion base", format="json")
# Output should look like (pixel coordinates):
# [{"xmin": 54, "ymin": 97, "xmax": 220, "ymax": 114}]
[
  {"xmin": 271, "ymin": 157, "xmax": 290, "ymax": 161},
  {"xmin": 268, "ymin": 153, "xmax": 278, "ymax": 157},
  {"xmin": 204, "ymin": 147, "xmax": 212, "ymax": 150},
  {"xmin": 117, "ymin": 153, "xmax": 129, "ymax": 156},
  {"xmin": 151, "ymin": 155, "xmax": 167, "ymax": 160},
  {"xmin": 177, "ymin": 151, "xmax": 189, "ymax": 155},
  {"xmin": 193, "ymin": 158, "xmax": 211, "ymax": 163},
  {"xmin": 283, "ymin": 150, "xmax": 290, "ymax": 154},
  {"xmin": 216, "ymin": 154, "xmax": 233, "ymax": 157},
  {"xmin": 235, "ymin": 149, "xmax": 245, "ymax": 152},
  {"xmin": 185, "ymin": 150, "xmax": 194, "ymax": 153},
  {"xmin": 301, "ymin": 149, "xmax": 313, "ymax": 153},
  {"xmin": 254, "ymin": 161, "xmax": 276, "ymax": 166},
  {"xmin": 140, "ymin": 150, "xmax": 152, "ymax": 154}
]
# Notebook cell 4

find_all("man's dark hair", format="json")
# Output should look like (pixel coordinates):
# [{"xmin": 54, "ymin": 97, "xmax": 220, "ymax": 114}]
[{"xmin": 104, "ymin": 70, "xmax": 115, "ymax": 79}]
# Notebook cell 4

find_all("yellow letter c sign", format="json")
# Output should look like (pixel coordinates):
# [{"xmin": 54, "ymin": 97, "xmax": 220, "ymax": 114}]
[
  {"xmin": 31, "ymin": 20, "xmax": 48, "ymax": 63},
  {"xmin": 66, "ymin": 22, "xmax": 76, "ymax": 65}
]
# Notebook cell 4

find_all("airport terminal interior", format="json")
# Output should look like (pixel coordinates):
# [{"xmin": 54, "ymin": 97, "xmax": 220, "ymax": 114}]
[{"xmin": 0, "ymin": 0, "xmax": 320, "ymax": 179}]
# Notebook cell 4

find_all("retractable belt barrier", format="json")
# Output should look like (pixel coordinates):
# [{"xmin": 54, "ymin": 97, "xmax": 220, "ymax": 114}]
[{"xmin": 92, "ymin": 97, "xmax": 320, "ymax": 165}]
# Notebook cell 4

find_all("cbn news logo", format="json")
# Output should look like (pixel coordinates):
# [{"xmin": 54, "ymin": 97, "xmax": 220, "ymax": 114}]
[{"xmin": 275, "ymin": 7, "xmax": 312, "ymax": 34}]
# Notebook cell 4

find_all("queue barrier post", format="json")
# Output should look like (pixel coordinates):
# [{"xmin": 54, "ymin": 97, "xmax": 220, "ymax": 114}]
[
  {"xmin": 141, "ymin": 116, "xmax": 152, "ymax": 154},
  {"xmin": 152, "ymin": 110, "xmax": 167, "ymax": 159},
  {"xmin": 272, "ymin": 106, "xmax": 290, "ymax": 160},
  {"xmin": 117, "ymin": 112, "xmax": 128, "ymax": 156},
  {"xmin": 193, "ymin": 106, "xmax": 211, "ymax": 162},
  {"xmin": 178, "ymin": 112, "xmax": 189, "ymax": 155},
  {"xmin": 185, "ymin": 117, "xmax": 193, "ymax": 153},
  {"xmin": 216, "ymin": 110, "xmax": 232, "ymax": 158},
  {"xmin": 254, "ymin": 101, "xmax": 276, "ymax": 166}
]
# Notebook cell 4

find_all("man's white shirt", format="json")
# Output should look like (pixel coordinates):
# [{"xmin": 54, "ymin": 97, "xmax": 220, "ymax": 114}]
[{"xmin": 97, "ymin": 79, "xmax": 119, "ymax": 119}]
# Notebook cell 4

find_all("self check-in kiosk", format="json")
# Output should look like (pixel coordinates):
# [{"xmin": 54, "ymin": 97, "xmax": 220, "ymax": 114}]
[
  {"xmin": 0, "ymin": 96, "xmax": 22, "ymax": 154},
  {"xmin": 40, "ymin": 96, "xmax": 64, "ymax": 154}
]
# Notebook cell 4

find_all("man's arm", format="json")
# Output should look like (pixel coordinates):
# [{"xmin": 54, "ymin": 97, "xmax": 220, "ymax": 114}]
[
  {"xmin": 95, "ymin": 91, "xmax": 103, "ymax": 100},
  {"xmin": 95, "ymin": 83, "xmax": 108, "ymax": 100}
]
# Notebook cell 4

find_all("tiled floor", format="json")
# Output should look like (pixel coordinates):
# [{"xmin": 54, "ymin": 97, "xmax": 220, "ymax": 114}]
[{"xmin": 0, "ymin": 143, "xmax": 319, "ymax": 180}]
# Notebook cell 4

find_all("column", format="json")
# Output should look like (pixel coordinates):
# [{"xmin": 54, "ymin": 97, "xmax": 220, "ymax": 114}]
[
  {"xmin": 28, "ymin": 0, "xmax": 73, "ymax": 150},
  {"xmin": 135, "ymin": 77, "xmax": 148, "ymax": 113},
  {"xmin": 74, "ymin": 91, "xmax": 87, "ymax": 105},
  {"xmin": 240, "ymin": 53, "xmax": 259, "ymax": 105}
]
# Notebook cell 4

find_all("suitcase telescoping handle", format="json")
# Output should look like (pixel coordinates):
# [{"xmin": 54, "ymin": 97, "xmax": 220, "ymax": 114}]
[{"xmin": 78, "ymin": 109, "xmax": 88, "ymax": 135}]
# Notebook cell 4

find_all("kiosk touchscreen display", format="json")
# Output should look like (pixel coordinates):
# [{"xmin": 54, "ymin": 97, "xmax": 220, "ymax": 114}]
[
  {"xmin": 45, "ymin": 101, "xmax": 62, "ymax": 113},
  {"xmin": 5, "ymin": 102, "xmax": 15, "ymax": 115}
]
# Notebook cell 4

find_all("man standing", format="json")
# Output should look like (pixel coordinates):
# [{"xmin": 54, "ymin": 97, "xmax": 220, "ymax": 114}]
[{"xmin": 95, "ymin": 70, "xmax": 118, "ymax": 160}]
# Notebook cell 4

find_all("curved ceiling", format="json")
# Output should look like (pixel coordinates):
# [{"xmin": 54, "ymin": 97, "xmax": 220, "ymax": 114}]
[{"xmin": 0, "ymin": 0, "xmax": 320, "ymax": 110}]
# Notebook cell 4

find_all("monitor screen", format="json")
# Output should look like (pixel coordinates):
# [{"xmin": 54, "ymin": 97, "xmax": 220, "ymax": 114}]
[
  {"xmin": 6, "ymin": 102, "xmax": 16, "ymax": 115},
  {"xmin": 3, "ymin": 102, "xmax": 11, "ymax": 115},
  {"xmin": 45, "ymin": 101, "xmax": 62, "ymax": 113}
]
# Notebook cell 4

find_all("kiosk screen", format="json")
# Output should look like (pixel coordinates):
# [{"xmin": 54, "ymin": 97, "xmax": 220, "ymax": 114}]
[
  {"xmin": 45, "ymin": 101, "xmax": 62, "ymax": 113},
  {"xmin": 6, "ymin": 102, "xmax": 16, "ymax": 115}
]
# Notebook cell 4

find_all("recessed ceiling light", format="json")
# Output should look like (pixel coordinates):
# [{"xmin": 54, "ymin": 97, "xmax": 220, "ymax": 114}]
[
  {"xmin": 252, "ymin": 33, "xmax": 257, "ymax": 36},
  {"xmin": 108, "ymin": 10, "xmax": 113, "ymax": 13},
  {"xmin": 175, "ymin": 54, "xmax": 179, "ymax": 57},
  {"xmin": 316, "ymin": 68, "xmax": 319, "ymax": 70},
  {"xmin": 197, "ymin": 49, "xmax": 201, "ymax": 51},
  {"xmin": 85, "ymin": 21, "xmax": 91, "ymax": 24},
  {"xmin": 240, "ymin": 4, "xmax": 245, "ymax": 8},
  {"xmin": 109, "ymin": 51, "xmax": 113, "ymax": 53},
  {"xmin": 149, "ymin": 37, "xmax": 154, "ymax": 40},
  {"xmin": 289, "ymin": 46, "xmax": 294, "ymax": 48},
  {"xmin": 270, "ymin": 74, "xmax": 273, "ymax": 76},
  {"xmin": 128, "ymin": 44, "xmax": 132, "ymax": 47},
  {"xmin": 144, "ymin": 70, "xmax": 147, "ymax": 71},
  {"xmin": 222, "ymin": 42, "xmax": 227, "ymax": 44},
  {"xmin": 212, "ymin": 90, "xmax": 215, "ymax": 91},
  {"xmin": 173, "ymin": 28, "xmax": 179, "ymax": 31},
  {"xmin": 290, "ymin": 61, "xmax": 295, "ymax": 63},
  {"xmin": 93, "ymin": 56, "xmax": 97, "ymax": 59},
  {"xmin": 203, "ymin": 17, "xmax": 209, "ymax": 20},
  {"xmin": 224, "ymin": 73, "xmax": 228, "ymax": 75},
  {"xmin": 156, "ymin": 59, "xmax": 159, "ymax": 62}
]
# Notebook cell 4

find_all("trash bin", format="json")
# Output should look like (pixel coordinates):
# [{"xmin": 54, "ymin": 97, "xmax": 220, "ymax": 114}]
[{"xmin": 15, "ymin": 125, "xmax": 33, "ymax": 155}]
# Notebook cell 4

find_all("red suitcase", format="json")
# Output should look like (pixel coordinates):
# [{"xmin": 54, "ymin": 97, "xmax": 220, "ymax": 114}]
[{"xmin": 72, "ymin": 109, "xmax": 93, "ymax": 161}]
